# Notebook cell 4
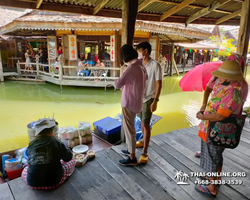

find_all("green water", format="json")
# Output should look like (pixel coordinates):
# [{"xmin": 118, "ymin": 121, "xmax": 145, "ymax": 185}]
[{"xmin": 1, "ymin": 71, "xmax": 249, "ymax": 153}]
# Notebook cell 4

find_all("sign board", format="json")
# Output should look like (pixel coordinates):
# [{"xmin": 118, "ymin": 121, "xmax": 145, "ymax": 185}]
[
  {"xmin": 68, "ymin": 35, "xmax": 77, "ymax": 60},
  {"xmin": 110, "ymin": 35, "xmax": 115, "ymax": 62},
  {"xmin": 47, "ymin": 36, "xmax": 57, "ymax": 59},
  {"xmin": 56, "ymin": 30, "xmax": 72, "ymax": 37}
]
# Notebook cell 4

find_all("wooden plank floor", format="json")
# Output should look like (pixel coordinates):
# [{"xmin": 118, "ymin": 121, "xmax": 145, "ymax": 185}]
[{"xmin": 2, "ymin": 125, "xmax": 250, "ymax": 200}]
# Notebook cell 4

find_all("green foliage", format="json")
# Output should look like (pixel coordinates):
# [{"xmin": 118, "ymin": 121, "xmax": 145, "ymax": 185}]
[{"xmin": 209, "ymin": 27, "xmax": 235, "ymax": 58}]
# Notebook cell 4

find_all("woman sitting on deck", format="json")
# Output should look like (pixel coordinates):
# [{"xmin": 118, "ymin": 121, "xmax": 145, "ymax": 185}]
[
  {"xmin": 78, "ymin": 57, "xmax": 90, "ymax": 76},
  {"xmin": 22, "ymin": 119, "xmax": 75, "ymax": 190},
  {"xmin": 93, "ymin": 59, "xmax": 106, "ymax": 81},
  {"xmin": 195, "ymin": 60, "xmax": 248, "ymax": 197}
]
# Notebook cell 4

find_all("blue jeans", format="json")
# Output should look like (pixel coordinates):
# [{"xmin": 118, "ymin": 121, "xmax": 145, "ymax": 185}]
[{"xmin": 80, "ymin": 70, "xmax": 90, "ymax": 76}]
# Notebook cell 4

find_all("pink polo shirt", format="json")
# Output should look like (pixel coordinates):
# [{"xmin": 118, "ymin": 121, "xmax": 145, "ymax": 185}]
[{"xmin": 115, "ymin": 59, "xmax": 147, "ymax": 114}]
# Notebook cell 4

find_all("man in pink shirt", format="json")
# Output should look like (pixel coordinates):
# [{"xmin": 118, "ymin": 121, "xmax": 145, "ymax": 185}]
[{"xmin": 115, "ymin": 44, "xmax": 147, "ymax": 166}]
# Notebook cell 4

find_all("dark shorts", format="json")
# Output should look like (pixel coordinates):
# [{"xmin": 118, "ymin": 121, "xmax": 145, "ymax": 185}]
[{"xmin": 137, "ymin": 98, "xmax": 154, "ymax": 124}]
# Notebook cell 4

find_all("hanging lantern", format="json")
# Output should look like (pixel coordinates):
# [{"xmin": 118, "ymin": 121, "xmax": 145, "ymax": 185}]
[
  {"xmin": 204, "ymin": 50, "xmax": 207, "ymax": 53},
  {"xmin": 194, "ymin": 49, "xmax": 197, "ymax": 53},
  {"xmin": 189, "ymin": 49, "xmax": 192, "ymax": 53}
]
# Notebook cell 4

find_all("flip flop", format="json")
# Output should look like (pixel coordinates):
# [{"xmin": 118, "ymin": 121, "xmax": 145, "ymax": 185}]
[
  {"xmin": 139, "ymin": 153, "xmax": 149, "ymax": 164},
  {"xmin": 195, "ymin": 184, "xmax": 216, "ymax": 198},
  {"xmin": 136, "ymin": 140, "xmax": 144, "ymax": 148},
  {"xmin": 194, "ymin": 151, "xmax": 201, "ymax": 157}
]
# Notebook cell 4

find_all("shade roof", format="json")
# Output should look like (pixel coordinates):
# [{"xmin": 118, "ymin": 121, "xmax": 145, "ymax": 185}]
[
  {"xmin": 0, "ymin": 0, "xmax": 243, "ymax": 25},
  {"xmin": 0, "ymin": 10, "xmax": 211, "ymax": 42}
]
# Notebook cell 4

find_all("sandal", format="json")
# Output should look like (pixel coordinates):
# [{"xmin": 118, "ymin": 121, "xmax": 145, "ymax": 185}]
[
  {"xmin": 136, "ymin": 140, "xmax": 144, "ymax": 148},
  {"xmin": 139, "ymin": 153, "xmax": 149, "ymax": 164},
  {"xmin": 194, "ymin": 151, "xmax": 201, "ymax": 157},
  {"xmin": 195, "ymin": 184, "xmax": 216, "ymax": 198}
]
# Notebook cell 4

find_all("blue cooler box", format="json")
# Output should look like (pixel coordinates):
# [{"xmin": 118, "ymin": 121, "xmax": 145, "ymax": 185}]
[{"xmin": 93, "ymin": 117, "xmax": 122, "ymax": 144}]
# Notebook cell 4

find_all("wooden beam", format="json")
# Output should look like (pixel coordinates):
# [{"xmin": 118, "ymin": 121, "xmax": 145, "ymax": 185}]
[
  {"xmin": 122, "ymin": 0, "xmax": 128, "ymax": 46},
  {"xmin": 122, "ymin": 0, "xmax": 138, "ymax": 46},
  {"xmin": 237, "ymin": 0, "xmax": 250, "ymax": 73},
  {"xmin": 160, "ymin": 0, "xmax": 196, "ymax": 21},
  {"xmin": 153, "ymin": 0, "xmax": 233, "ymax": 14},
  {"xmin": 216, "ymin": 9, "xmax": 241, "ymax": 24},
  {"xmin": 138, "ymin": 0, "xmax": 155, "ymax": 12},
  {"xmin": 36, "ymin": 0, "xmax": 43, "ymax": 9},
  {"xmin": 11, "ymin": 0, "xmax": 236, "ymax": 15},
  {"xmin": 186, "ymin": 0, "xmax": 230, "ymax": 25},
  {"xmin": 93, "ymin": 0, "xmax": 110, "ymax": 15}
]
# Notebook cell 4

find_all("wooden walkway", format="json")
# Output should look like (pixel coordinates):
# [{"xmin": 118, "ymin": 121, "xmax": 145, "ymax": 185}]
[{"xmin": 1, "ymin": 125, "xmax": 250, "ymax": 200}]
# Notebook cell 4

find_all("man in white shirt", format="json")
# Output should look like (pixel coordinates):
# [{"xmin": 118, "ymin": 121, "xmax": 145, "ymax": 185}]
[{"xmin": 136, "ymin": 42, "xmax": 162, "ymax": 164}]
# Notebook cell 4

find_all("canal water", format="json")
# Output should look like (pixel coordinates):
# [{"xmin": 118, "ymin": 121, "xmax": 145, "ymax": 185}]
[{"xmin": 1, "ymin": 71, "xmax": 250, "ymax": 153}]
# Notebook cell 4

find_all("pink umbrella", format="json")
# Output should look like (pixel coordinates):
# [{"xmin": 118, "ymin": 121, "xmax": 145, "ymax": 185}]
[{"xmin": 179, "ymin": 61, "xmax": 223, "ymax": 92}]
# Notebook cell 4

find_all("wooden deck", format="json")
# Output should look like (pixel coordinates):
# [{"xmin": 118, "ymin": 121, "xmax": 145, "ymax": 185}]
[{"xmin": 1, "ymin": 125, "xmax": 250, "ymax": 200}]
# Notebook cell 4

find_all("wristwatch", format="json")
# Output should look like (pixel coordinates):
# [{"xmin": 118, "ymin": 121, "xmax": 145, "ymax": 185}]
[{"xmin": 154, "ymin": 98, "xmax": 159, "ymax": 102}]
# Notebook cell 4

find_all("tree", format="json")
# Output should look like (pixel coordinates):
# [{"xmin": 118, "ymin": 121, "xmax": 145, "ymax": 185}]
[{"xmin": 209, "ymin": 27, "xmax": 235, "ymax": 58}]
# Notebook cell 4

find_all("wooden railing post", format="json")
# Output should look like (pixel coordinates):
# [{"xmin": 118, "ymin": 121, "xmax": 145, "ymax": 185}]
[
  {"xmin": 17, "ymin": 60, "xmax": 21, "ymax": 77},
  {"xmin": 0, "ymin": 50, "xmax": 3, "ymax": 82},
  {"xmin": 35, "ymin": 54, "xmax": 39, "ymax": 77},
  {"xmin": 59, "ymin": 55, "xmax": 64, "ymax": 89}
]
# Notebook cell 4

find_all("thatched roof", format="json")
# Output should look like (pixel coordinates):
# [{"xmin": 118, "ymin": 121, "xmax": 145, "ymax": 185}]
[{"xmin": 0, "ymin": 7, "xmax": 31, "ymax": 27}]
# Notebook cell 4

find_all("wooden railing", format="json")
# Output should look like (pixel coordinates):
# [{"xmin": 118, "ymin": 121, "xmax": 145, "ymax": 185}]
[{"xmin": 16, "ymin": 55, "xmax": 122, "ymax": 87}]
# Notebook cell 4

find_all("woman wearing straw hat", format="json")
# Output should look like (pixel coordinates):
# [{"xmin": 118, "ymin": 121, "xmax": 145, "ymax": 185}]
[
  {"xmin": 195, "ymin": 54, "xmax": 248, "ymax": 157},
  {"xmin": 195, "ymin": 60, "xmax": 248, "ymax": 197},
  {"xmin": 22, "ymin": 118, "xmax": 75, "ymax": 189}
]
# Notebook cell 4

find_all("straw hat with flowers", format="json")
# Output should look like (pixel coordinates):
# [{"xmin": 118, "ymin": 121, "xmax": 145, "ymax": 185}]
[{"xmin": 212, "ymin": 60, "xmax": 244, "ymax": 81}]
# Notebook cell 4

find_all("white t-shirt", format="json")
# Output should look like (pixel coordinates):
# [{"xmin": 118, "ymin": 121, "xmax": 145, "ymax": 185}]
[{"xmin": 143, "ymin": 58, "xmax": 162, "ymax": 103}]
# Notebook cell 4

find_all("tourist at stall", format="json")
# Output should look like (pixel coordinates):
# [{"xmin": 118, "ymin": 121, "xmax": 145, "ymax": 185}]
[
  {"xmin": 56, "ymin": 46, "xmax": 63, "ymax": 62},
  {"xmin": 115, "ymin": 44, "xmax": 147, "ymax": 166},
  {"xmin": 21, "ymin": 119, "xmax": 75, "ymax": 189},
  {"xmin": 94, "ymin": 53, "xmax": 99, "ymax": 64},
  {"xmin": 195, "ymin": 60, "xmax": 248, "ymax": 197},
  {"xmin": 103, "ymin": 49, "xmax": 110, "ymax": 60},
  {"xmin": 38, "ymin": 49, "xmax": 45, "ymax": 64},
  {"xmin": 24, "ymin": 49, "xmax": 33, "ymax": 73},
  {"xmin": 136, "ymin": 42, "xmax": 162, "ymax": 164}
]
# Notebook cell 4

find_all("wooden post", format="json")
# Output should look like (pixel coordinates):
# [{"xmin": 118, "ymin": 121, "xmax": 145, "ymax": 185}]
[
  {"xmin": 59, "ymin": 55, "xmax": 64, "ymax": 89},
  {"xmin": 115, "ymin": 30, "xmax": 121, "ymax": 77},
  {"xmin": 168, "ymin": 45, "xmax": 170, "ymax": 74},
  {"xmin": 170, "ymin": 45, "xmax": 173, "ymax": 76},
  {"xmin": 121, "ymin": 0, "xmax": 138, "ymax": 46},
  {"xmin": 17, "ymin": 60, "xmax": 21, "ymax": 77},
  {"xmin": 183, "ymin": 50, "xmax": 186, "ymax": 73},
  {"xmin": 236, "ymin": 0, "xmax": 250, "ymax": 73},
  {"xmin": 35, "ymin": 54, "xmax": 39, "ymax": 77},
  {"xmin": 0, "ymin": 50, "xmax": 3, "ymax": 82},
  {"xmin": 172, "ymin": 46, "xmax": 179, "ymax": 76}
]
